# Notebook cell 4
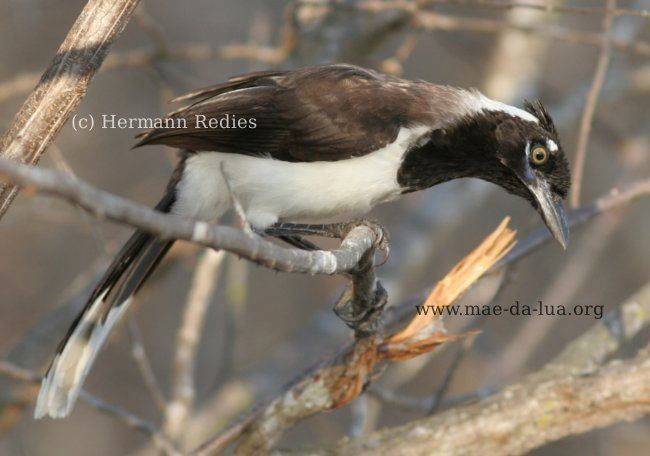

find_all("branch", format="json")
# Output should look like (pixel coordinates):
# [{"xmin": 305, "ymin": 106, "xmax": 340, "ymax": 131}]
[
  {"xmin": 0, "ymin": 0, "xmax": 141, "ymax": 219},
  {"xmin": 0, "ymin": 360, "xmax": 179, "ymax": 456},
  {"xmin": 0, "ymin": 157, "xmax": 379, "ymax": 276},
  {"xmin": 324, "ymin": 283, "xmax": 650, "ymax": 455},
  {"xmin": 570, "ymin": 0, "xmax": 616, "ymax": 207},
  {"xmin": 328, "ymin": 351, "xmax": 650, "ymax": 455},
  {"xmin": 373, "ymin": 178, "xmax": 650, "ymax": 333},
  {"xmin": 414, "ymin": 10, "xmax": 650, "ymax": 57},
  {"xmin": 163, "ymin": 249, "xmax": 226, "ymax": 442},
  {"xmin": 497, "ymin": 178, "xmax": 650, "ymax": 267},
  {"xmin": 349, "ymin": 0, "xmax": 649, "ymax": 19},
  {"xmin": 326, "ymin": 282, "xmax": 650, "ymax": 455},
  {"xmin": 127, "ymin": 319, "xmax": 167, "ymax": 412},
  {"xmin": 535, "ymin": 282, "xmax": 650, "ymax": 380}
]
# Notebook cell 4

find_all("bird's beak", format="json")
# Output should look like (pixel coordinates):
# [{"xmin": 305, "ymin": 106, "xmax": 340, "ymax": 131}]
[{"xmin": 524, "ymin": 178, "xmax": 569, "ymax": 250}]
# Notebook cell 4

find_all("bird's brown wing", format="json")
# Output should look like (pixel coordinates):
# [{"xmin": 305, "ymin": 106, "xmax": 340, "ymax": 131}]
[
  {"xmin": 134, "ymin": 64, "xmax": 433, "ymax": 162},
  {"xmin": 169, "ymin": 69, "xmax": 289, "ymax": 104}
]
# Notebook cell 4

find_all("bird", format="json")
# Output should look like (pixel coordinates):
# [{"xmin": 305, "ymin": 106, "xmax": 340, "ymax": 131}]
[{"xmin": 35, "ymin": 63, "xmax": 570, "ymax": 419}]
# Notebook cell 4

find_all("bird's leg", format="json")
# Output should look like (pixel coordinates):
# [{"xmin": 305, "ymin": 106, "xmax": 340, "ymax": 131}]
[
  {"xmin": 262, "ymin": 222, "xmax": 337, "ymax": 252},
  {"xmin": 266, "ymin": 219, "xmax": 391, "ymax": 335},
  {"xmin": 263, "ymin": 222, "xmax": 345, "ymax": 239},
  {"xmin": 275, "ymin": 234, "xmax": 321, "ymax": 251},
  {"xmin": 265, "ymin": 219, "xmax": 390, "ymax": 263},
  {"xmin": 254, "ymin": 224, "xmax": 322, "ymax": 251}
]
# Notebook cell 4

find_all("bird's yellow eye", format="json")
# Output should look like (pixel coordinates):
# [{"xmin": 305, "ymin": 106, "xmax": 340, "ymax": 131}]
[{"xmin": 531, "ymin": 145, "xmax": 549, "ymax": 165}]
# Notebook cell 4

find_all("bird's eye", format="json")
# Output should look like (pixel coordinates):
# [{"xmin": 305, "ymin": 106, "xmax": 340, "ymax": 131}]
[{"xmin": 530, "ymin": 145, "xmax": 549, "ymax": 165}]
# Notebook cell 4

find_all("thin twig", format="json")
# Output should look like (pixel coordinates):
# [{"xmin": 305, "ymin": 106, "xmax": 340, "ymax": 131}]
[
  {"xmin": 427, "ymin": 333, "xmax": 478, "ymax": 415},
  {"xmin": 133, "ymin": 4, "xmax": 169, "ymax": 54},
  {"xmin": 571, "ymin": 0, "xmax": 616, "ymax": 208},
  {"xmin": 414, "ymin": 10, "xmax": 649, "ymax": 57},
  {"xmin": 367, "ymin": 386, "xmax": 498, "ymax": 412},
  {"xmin": 127, "ymin": 318, "xmax": 168, "ymax": 412},
  {"xmin": 163, "ymin": 249, "xmax": 226, "ymax": 443},
  {"xmin": 494, "ymin": 213, "xmax": 622, "ymax": 379},
  {"xmin": 534, "ymin": 282, "xmax": 650, "ymax": 380},
  {"xmin": 0, "ymin": 360, "xmax": 179, "ymax": 455},
  {"xmin": 48, "ymin": 145, "xmax": 109, "ymax": 254},
  {"xmin": 346, "ymin": 0, "xmax": 649, "ymax": 18}
]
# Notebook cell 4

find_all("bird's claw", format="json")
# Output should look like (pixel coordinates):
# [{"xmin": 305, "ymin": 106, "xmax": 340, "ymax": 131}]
[
  {"xmin": 334, "ymin": 281, "xmax": 388, "ymax": 335},
  {"xmin": 338, "ymin": 218, "xmax": 390, "ymax": 267}
]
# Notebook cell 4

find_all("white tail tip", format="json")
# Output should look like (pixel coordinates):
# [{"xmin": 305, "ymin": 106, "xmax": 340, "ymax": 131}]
[{"xmin": 34, "ymin": 294, "xmax": 130, "ymax": 419}]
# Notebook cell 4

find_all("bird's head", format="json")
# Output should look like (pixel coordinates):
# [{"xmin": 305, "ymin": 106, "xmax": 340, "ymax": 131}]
[
  {"xmin": 489, "ymin": 100, "xmax": 571, "ymax": 249},
  {"xmin": 398, "ymin": 92, "xmax": 572, "ymax": 248}
]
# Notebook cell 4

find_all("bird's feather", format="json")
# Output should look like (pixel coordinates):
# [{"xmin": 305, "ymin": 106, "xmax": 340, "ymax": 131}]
[
  {"xmin": 134, "ymin": 64, "xmax": 442, "ymax": 162},
  {"xmin": 35, "ymin": 163, "xmax": 184, "ymax": 419}
]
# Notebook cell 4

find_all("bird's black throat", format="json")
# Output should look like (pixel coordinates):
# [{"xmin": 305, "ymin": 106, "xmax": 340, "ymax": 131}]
[{"xmin": 397, "ymin": 112, "xmax": 531, "ymax": 202}]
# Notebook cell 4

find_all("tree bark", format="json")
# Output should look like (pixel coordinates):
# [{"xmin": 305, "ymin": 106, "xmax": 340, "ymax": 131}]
[
  {"xmin": 327, "ymin": 352, "xmax": 650, "ymax": 456},
  {"xmin": 0, "ymin": 0, "xmax": 141, "ymax": 219}
]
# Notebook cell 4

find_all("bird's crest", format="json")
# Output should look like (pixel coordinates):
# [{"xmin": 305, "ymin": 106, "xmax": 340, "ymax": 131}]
[{"xmin": 523, "ymin": 99, "xmax": 557, "ymax": 136}]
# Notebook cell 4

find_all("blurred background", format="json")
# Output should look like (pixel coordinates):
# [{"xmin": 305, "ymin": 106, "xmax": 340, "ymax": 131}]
[{"xmin": 0, "ymin": 0, "xmax": 648, "ymax": 454}]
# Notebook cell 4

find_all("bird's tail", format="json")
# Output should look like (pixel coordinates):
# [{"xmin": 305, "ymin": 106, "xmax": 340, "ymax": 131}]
[{"xmin": 35, "ymin": 194, "xmax": 177, "ymax": 419}]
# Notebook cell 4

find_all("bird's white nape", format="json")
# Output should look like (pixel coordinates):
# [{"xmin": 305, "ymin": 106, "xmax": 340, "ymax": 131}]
[{"xmin": 473, "ymin": 93, "xmax": 539, "ymax": 124}]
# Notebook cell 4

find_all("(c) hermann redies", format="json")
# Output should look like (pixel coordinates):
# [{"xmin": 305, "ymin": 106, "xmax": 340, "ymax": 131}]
[{"xmin": 34, "ymin": 63, "xmax": 571, "ymax": 419}]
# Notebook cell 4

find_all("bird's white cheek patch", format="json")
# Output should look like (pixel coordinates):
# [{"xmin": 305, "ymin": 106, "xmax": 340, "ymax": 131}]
[{"xmin": 547, "ymin": 139, "xmax": 558, "ymax": 152}]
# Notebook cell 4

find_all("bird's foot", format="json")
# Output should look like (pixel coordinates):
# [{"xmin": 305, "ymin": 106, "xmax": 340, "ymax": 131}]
[
  {"xmin": 334, "ymin": 280, "xmax": 388, "ymax": 336},
  {"xmin": 343, "ymin": 218, "xmax": 390, "ymax": 266},
  {"xmin": 265, "ymin": 219, "xmax": 390, "ymax": 263}
]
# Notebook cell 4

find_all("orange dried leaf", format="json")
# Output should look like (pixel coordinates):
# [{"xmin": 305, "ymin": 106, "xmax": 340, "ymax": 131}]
[
  {"xmin": 381, "ymin": 330, "xmax": 480, "ymax": 361},
  {"xmin": 388, "ymin": 218, "xmax": 516, "ymax": 345}
]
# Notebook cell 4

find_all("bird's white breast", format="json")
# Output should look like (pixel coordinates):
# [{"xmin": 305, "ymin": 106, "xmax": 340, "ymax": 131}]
[{"xmin": 173, "ymin": 125, "xmax": 429, "ymax": 228}]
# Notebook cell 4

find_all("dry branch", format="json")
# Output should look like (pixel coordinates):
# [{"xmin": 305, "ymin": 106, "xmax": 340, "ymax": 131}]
[
  {"xmin": 0, "ymin": 0, "xmax": 141, "ymax": 219},
  {"xmin": 191, "ymin": 221, "xmax": 515, "ymax": 455},
  {"xmin": 329, "ymin": 351, "xmax": 650, "ymax": 456}
]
